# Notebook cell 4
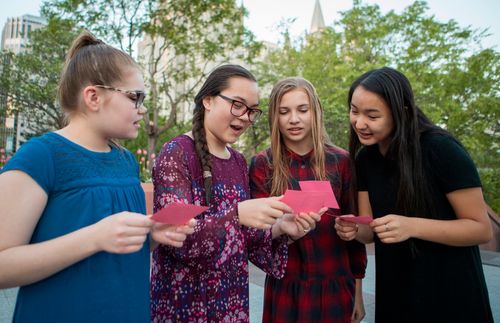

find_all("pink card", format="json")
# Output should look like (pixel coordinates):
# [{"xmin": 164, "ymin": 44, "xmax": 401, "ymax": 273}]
[
  {"xmin": 337, "ymin": 214, "xmax": 373, "ymax": 225},
  {"xmin": 280, "ymin": 189, "xmax": 326, "ymax": 214},
  {"xmin": 299, "ymin": 180, "xmax": 339, "ymax": 209},
  {"xmin": 151, "ymin": 202, "xmax": 208, "ymax": 225}
]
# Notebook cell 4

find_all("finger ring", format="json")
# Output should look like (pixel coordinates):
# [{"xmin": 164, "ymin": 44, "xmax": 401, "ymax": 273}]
[
  {"xmin": 303, "ymin": 228, "xmax": 310, "ymax": 233},
  {"xmin": 385, "ymin": 224, "xmax": 390, "ymax": 232}
]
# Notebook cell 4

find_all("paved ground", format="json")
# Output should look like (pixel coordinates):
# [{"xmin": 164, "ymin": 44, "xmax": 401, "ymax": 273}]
[{"xmin": 2, "ymin": 251, "xmax": 499, "ymax": 323}]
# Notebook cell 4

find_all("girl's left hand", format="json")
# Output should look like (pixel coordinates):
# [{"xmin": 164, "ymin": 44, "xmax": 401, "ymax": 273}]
[
  {"xmin": 151, "ymin": 219, "xmax": 197, "ymax": 248},
  {"xmin": 370, "ymin": 214, "xmax": 413, "ymax": 243},
  {"xmin": 351, "ymin": 294, "xmax": 365, "ymax": 323},
  {"xmin": 280, "ymin": 207, "xmax": 327, "ymax": 241}
]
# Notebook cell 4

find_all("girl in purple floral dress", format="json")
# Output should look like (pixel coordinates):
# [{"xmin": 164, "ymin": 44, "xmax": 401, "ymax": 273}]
[{"xmin": 150, "ymin": 65, "xmax": 322, "ymax": 322}]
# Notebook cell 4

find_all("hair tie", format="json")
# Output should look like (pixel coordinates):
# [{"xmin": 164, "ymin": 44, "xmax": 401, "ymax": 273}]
[{"xmin": 203, "ymin": 171, "xmax": 212, "ymax": 178}]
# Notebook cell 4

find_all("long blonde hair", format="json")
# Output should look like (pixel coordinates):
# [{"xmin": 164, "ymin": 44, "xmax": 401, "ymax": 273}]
[{"xmin": 268, "ymin": 77, "xmax": 331, "ymax": 196}]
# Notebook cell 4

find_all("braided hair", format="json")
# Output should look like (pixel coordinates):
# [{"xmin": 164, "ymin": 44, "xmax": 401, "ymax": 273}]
[{"xmin": 192, "ymin": 64, "xmax": 256, "ymax": 204}]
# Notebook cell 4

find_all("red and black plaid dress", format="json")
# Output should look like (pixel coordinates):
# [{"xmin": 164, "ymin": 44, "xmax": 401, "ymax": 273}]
[{"xmin": 249, "ymin": 146, "xmax": 367, "ymax": 323}]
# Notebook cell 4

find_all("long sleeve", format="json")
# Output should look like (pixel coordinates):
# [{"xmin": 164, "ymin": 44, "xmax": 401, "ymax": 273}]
[
  {"xmin": 152, "ymin": 139, "xmax": 240, "ymax": 267},
  {"xmin": 247, "ymin": 153, "xmax": 288, "ymax": 278}
]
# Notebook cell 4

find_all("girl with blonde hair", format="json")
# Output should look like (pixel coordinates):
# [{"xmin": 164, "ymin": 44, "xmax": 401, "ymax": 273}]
[{"xmin": 250, "ymin": 77, "xmax": 367, "ymax": 322}]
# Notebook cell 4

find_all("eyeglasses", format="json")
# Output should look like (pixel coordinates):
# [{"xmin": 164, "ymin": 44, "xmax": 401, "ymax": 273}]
[
  {"xmin": 95, "ymin": 85, "xmax": 146, "ymax": 109},
  {"xmin": 217, "ymin": 94, "xmax": 263, "ymax": 123}
]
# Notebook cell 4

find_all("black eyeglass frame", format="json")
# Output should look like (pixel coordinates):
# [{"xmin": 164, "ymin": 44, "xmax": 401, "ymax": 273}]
[
  {"xmin": 95, "ymin": 85, "xmax": 146, "ymax": 109},
  {"xmin": 217, "ymin": 94, "xmax": 263, "ymax": 123}
]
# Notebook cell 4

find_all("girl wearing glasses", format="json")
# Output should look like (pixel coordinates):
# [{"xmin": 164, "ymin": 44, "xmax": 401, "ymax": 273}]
[
  {"xmin": 0, "ymin": 32, "xmax": 194, "ymax": 322},
  {"xmin": 150, "ymin": 65, "xmax": 323, "ymax": 322},
  {"xmin": 249, "ymin": 77, "xmax": 367, "ymax": 323},
  {"xmin": 335, "ymin": 67, "xmax": 493, "ymax": 322}
]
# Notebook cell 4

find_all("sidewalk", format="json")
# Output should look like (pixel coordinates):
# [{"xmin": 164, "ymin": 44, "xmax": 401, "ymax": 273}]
[{"xmin": 1, "ymin": 251, "xmax": 499, "ymax": 323}]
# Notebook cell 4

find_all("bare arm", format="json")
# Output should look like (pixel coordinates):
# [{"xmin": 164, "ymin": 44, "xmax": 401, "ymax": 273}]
[
  {"xmin": 351, "ymin": 278, "xmax": 366, "ymax": 323},
  {"xmin": 0, "ymin": 171, "xmax": 98, "ymax": 287},
  {"xmin": 371, "ymin": 187, "xmax": 492, "ymax": 246},
  {"xmin": 0, "ymin": 171, "xmax": 152, "ymax": 288}
]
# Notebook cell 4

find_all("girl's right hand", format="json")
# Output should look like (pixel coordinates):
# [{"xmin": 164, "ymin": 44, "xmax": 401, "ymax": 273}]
[
  {"xmin": 334, "ymin": 218, "xmax": 359, "ymax": 241},
  {"xmin": 151, "ymin": 218, "xmax": 197, "ymax": 248},
  {"xmin": 93, "ymin": 211, "xmax": 153, "ymax": 254},
  {"xmin": 238, "ymin": 197, "xmax": 293, "ymax": 230}
]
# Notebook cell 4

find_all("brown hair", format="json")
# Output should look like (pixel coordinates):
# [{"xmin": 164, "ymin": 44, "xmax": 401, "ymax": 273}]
[
  {"xmin": 192, "ymin": 64, "xmax": 257, "ymax": 204},
  {"xmin": 268, "ymin": 77, "xmax": 331, "ymax": 196},
  {"xmin": 58, "ymin": 31, "xmax": 139, "ymax": 115}
]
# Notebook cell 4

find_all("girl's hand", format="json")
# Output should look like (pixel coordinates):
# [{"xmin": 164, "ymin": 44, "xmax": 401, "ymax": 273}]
[
  {"xmin": 93, "ymin": 211, "xmax": 153, "ymax": 254},
  {"xmin": 335, "ymin": 218, "xmax": 359, "ymax": 241},
  {"xmin": 351, "ymin": 279, "xmax": 366, "ymax": 323},
  {"xmin": 281, "ymin": 207, "xmax": 326, "ymax": 241},
  {"xmin": 370, "ymin": 214, "xmax": 413, "ymax": 243},
  {"xmin": 151, "ymin": 219, "xmax": 197, "ymax": 248},
  {"xmin": 238, "ymin": 197, "xmax": 293, "ymax": 230}
]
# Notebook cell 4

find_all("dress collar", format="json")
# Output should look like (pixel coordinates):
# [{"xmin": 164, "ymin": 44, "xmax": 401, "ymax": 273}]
[{"xmin": 286, "ymin": 147, "xmax": 314, "ymax": 162}]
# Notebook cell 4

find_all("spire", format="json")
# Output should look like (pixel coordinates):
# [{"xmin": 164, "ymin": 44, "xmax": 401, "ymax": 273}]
[{"xmin": 310, "ymin": 0, "xmax": 326, "ymax": 33}]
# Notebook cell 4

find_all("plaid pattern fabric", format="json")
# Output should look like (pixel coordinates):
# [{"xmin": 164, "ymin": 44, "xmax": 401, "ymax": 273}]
[{"xmin": 249, "ymin": 146, "xmax": 367, "ymax": 323}]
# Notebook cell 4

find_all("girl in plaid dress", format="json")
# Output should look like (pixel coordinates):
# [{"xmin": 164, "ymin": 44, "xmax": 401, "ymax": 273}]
[{"xmin": 249, "ymin": 77, "xmax": 367, "ymax": 323}]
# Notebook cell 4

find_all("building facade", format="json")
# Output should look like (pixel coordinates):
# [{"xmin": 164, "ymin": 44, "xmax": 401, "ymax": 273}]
[{"xmin": 0, "ymin": 14, "xmax": 46, "ymax": 154}]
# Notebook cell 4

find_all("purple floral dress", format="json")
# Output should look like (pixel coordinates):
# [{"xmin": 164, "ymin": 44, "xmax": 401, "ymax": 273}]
[{"xmin": 150, "ymin": 135, "xmax": 288, "ymax": 322}]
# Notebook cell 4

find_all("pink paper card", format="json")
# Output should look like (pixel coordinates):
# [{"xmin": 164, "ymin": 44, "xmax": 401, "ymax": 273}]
[
  {"xmin": 151, "ymin": 202, "xmax": 208, "ymax": 225},
  {"xmin": 280, "ymin": 189, "xmax": 326, "ymax": 214},
  {"xmin": 337, "ymin": 214, "xmax": 373, "ymax": 225},
  {"xmin": 299, "ymin": 180, "xmax": 339, "ymax": 209}
]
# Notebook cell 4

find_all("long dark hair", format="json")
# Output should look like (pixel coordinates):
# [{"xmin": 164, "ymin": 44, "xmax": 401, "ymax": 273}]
[
  {"xmin": 192, "ymin": 64, "xmax": 257, "ymax": 204},
  {"xmin": 348, "ymin": 67, "xmax": 448, "ymax": 218}
]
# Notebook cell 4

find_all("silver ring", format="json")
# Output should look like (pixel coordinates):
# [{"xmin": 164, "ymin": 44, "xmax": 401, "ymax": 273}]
[
  {"xmin": 303, "ymin": 228, "xmax": 310, "ymax": 233},
  {"xmin": 385, "ymin": 224, "xmax": 389, "ymax": 232}
]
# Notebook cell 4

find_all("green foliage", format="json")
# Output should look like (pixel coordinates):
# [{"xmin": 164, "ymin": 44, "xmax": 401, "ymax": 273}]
[
  {"xmin": 44, "ymin": 0, "xmax": 262, "ymax": 164},
  {"xmin": 1, "ymin": 0, "xmax": 497, "ymax": 210},
  {"xmin": 122, "ymin": 118, "xmax": 191, "ymax": 156},
  {"xmin": 121, "ymin": 117, "xmax": 190, "ymax": 181},
  {"xmin": 252, "ymin": 1, "xmax": 499, "ymax": 211},
  {"xmin": 0, "ymin": 17, "xmax": 81, "ymax": 139}
]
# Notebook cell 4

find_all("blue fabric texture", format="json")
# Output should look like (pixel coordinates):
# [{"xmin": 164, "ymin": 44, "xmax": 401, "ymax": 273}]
[{"xmin": 2, "ymin": 132, "xmax": 150, "ymax": 323}]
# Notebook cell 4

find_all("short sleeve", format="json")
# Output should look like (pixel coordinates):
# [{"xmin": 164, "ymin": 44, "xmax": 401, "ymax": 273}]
[
  {"xmin": 1, "ymin": 138, "xmax": 55, "ymax": 193},
  {"xmin": 425, "ymin": 134, "xmax": 481, "ymax": 193}
]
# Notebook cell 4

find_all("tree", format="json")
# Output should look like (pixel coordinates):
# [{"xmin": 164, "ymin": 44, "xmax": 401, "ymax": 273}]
[
  {"xmin": 44, "ymin": 0, "xmax": 262, "ymax": 164},
  {"xmin": 0, "ymin": 17, "xmax": 80, "ymax": 141},
  {"xmin": 252, "ymin": 0, "xmax": 499, "ymax": 210}
]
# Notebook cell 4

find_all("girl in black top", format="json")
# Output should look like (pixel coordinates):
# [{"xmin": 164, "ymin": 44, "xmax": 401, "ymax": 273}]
[{"xmin": 335, "ymin": 67, "xmax": 493, "ymax": 323}]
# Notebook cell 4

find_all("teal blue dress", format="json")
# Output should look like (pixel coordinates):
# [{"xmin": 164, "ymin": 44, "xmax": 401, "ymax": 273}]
[{"xmin": 1, "ymin": 132, "xmax": 150, "ymax": 323}]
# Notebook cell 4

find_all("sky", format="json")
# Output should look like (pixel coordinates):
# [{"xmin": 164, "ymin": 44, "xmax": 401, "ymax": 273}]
[{"xmin": 1, "ymin": 0, "xmax": 499, "ymax": 49}]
